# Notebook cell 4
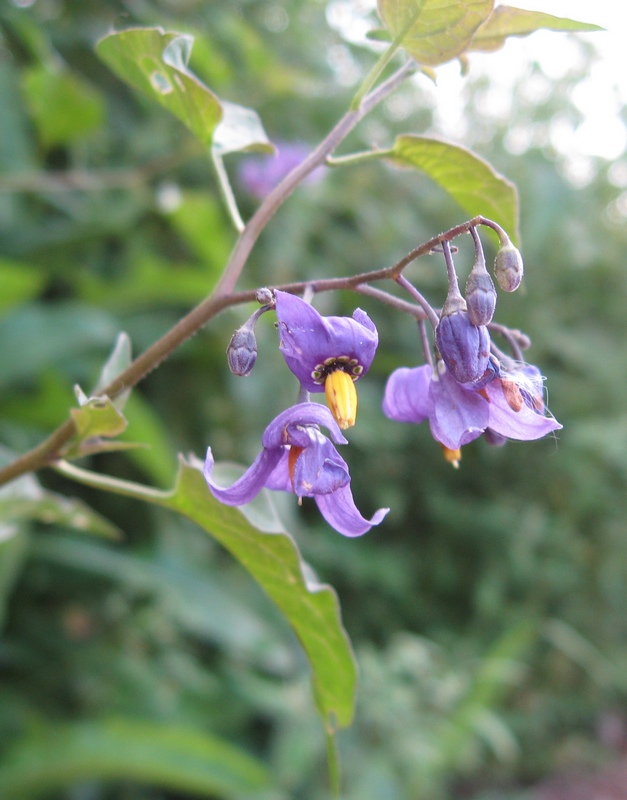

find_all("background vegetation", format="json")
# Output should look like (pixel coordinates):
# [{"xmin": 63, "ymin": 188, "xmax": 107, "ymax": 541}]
[{"xmin": 1, "ymin": 1, "xmax": 626, "ymax": 798}]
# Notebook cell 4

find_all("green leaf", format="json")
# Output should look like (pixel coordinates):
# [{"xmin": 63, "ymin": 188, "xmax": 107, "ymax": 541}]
[
  {"xmin": 213, "ymin": 100, "xmax": 274, "ymax": 157},
  {"xmin": 0, "ymin": 717, "xmax": 271, "ymax": 799},
  {"xmin": 385, "ymin": 135, "xmax": 519, "ymax": 243},
  {"xmin": 120, "ymin": 392, "xmax": 177, "ymax": 487},
  {"xmin": 469, "ymin": 6, "xmax": 604, "ymax": 53},
  {"xmin": 21, "ymin": 66, "xmax": 105, "ymax": 147},
  {"xmin": 96, "ymin": 28, "xmax": 223, "ymax": 147},
  {"xmin": 376, "ymin": 0, "xmax": 494, "ymax": 66},
  {"xmin": 70, "ymin": 391, "xmax": 128, "ymax": 440},
  {"xmin": 55, "ymin": 457, "xmax": 358, "ymax": 729},
  {"xmin": 93, "ymin": 332, "xmax": 132, "ymax": 405}
]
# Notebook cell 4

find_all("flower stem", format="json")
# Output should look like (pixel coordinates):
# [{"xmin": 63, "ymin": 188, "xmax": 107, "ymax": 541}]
[
  {"xmin": 211, "ymin": 152, "xmax": 246, "ymax": 233},
  {"xmin": 396, "ymin": 274, "xmax": 440, "ymax": 328},
  {"xmin": 0, "ymin": 61, "xmax": 415, "ymax": 488},
  {"xmin": 349, "ymin": 10, "xmax": 419, "ymax": 110}
]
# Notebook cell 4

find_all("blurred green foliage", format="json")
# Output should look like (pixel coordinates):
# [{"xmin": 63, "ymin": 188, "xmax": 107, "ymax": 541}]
[{"xmin": 1, "ymin": 1, "xmax": 626, "ymax": 799}]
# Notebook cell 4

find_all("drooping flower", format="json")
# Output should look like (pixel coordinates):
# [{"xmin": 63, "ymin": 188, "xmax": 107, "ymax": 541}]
[
  {"xmin": 383, "ymin": 362, "xmax": 489, "ymax": 463},
  {"xmin": 203, "ymin": 402, "xmax": 389, "ymax": 537},
  {"xmin": 383, "ymin": 359, "xmax": 561, "ymax": 465},
  {"xmin": 274, "ymin": 291, "xmax": 379, "ymax": 429}
]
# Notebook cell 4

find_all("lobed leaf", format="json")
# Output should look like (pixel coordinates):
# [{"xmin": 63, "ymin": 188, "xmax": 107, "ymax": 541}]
[
  {"xmin": 0, "ymin": 717, "xmax": 271, "ymax": 799},
  {"xmin": 377, "ymin": 0, "xmax": 494, "ymax": 66},
  {"xmin": 56, "ymin": 457, "xmax": 358, "ymax": 729},
  {"xmin": 385, "ymin": 135, "xmax": 519, "ymax": 242},
  {"xmin": 469, "ymin": 6, "xmax": 604, "ymax": 53}
]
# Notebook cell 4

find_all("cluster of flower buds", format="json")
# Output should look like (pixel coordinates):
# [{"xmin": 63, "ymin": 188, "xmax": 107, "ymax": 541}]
[
  {"xmin": 207, "ymin": 221, "xmax": 560, "ymax": 535},
  {"xmin": 385, "ymin": 224, "xmax": 559, "ymax": 468}
]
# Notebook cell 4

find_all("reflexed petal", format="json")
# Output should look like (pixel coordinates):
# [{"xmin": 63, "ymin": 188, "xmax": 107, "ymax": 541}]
[
  {"xmin": 429, "ymin": 366, "xmax": 489, "ymax": 449},
  {"xmin": 275, "ymin": 291, "xmax": 378, "ymax": 392},
  {"xmin": 292, "ymin": 430, "xmax": 350, "ymax": 496},
  {"xmin": 261, "ymin": 402, "xmax": 347, "ymax": 448},
  {"xmin": 203, "ymin": 446, "xmax": 283, "ymax": 505},
  {"xmin": 264, "ymin": 450, "xmax": 293, "ymax": 492},
  {"xmin": 315, "ymin": 484, "xmax": 389, "ymax": 537},
  {"xmin": 485, "ymin": 380, "xmax": 562, "ymax": 440},
  {"xmin": 382, "ymin": 365, "xmax": 431, "ymax": 423}
]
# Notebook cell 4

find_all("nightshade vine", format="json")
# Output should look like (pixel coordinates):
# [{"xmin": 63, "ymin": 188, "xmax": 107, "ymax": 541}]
[{"xmin": 204, "ymin": 219, "xmax": 562, "ymax": 534}]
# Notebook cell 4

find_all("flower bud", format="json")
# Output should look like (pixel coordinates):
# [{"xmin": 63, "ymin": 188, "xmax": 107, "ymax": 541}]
[
  {"xmin": 494, "ymin": 241, "xmax": 524, "ymax": 292},
  {"xmin": 255, "ymin": 287, "xmax": 274, "ymax": 306},
  {"xmin": 465, "ymin": 268, "xmax": 497, "ymax": 326},
  {"xmin": 435, "ymin": 310, "xmax": 490, "ymax": 385},
  {"xmin": 465, "ymin": 225, "xmax": 496, "ymax": 325},
  {"xmin": 226, "ymin": 323, "xmax": 258, "ymax": 376}
]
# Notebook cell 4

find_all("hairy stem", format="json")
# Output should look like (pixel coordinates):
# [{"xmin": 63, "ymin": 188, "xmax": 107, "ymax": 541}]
[
  {"xmin": 0, "ymin": 62, "xmax": 415, "ymax": 488},
  {"xmin": 0, "ymin": 214, "xmax": 500, "ymax": 488},
  {"xmin": 396, "ymin": 275, "xmax": 440, "ymax": 328}
]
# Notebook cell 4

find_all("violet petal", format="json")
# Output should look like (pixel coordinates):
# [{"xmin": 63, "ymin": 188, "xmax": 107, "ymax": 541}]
[
  {"xmin": 382, "ymin": 365, "xmax": 431, "ymax": 424},
  {"xmin": 429, "ymin": 365, "xmax": 489, "ymax": 449},
  {"xmin": 203, "ymin": 446, "xmax": 283, "ymax": 506},
  {"xmin": 315, "ymin": 484, "xmax": 389, "ymax": 537}
]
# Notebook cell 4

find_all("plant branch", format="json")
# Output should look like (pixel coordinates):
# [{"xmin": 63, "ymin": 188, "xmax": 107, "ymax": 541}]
[
  {"xmin": 212, "ymin": 58, "xmax": 416, "ymax": 298},
  {"xmin": 0, "ymin": 209, "xmax": 498, "ymax": 488}
]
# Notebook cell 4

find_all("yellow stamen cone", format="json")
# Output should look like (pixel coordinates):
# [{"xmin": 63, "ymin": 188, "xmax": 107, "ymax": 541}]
[{"xmin": 325, "ymin": 369, "xmax": 357, "ymax": 430}]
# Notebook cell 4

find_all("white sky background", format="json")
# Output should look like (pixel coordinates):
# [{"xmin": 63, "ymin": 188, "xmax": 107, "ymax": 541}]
[
  {"xmin": 327, "ymin": 1, "xmax": 626, "ymax": 176},
  {"xmin": 434, "ymin": 1, "xmax": 626, "ymax": 160}
]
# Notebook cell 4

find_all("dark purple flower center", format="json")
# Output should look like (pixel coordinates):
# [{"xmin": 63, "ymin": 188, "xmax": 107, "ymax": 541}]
[{"xmin": 310, "ymin": 355, "xmax": 364, "ymax": 385}]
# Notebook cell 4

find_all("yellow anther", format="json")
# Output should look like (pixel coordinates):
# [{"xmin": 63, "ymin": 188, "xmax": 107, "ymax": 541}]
[
  {"xmin": 441, "ymin": 445, "xmax": 461, "ymax": 468},
  {"xmin": 325, "ymin": 369, "xmax": 357, "ymax": 430}
]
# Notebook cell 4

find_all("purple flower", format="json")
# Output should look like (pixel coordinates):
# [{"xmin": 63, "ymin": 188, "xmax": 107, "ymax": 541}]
[
  {"xmin": 274, "ymin": 291, "xmax": 379, "ymax": 429},
  {"xmin": 238, "ymin": 141, "xmax": 324, "ymax": 199},
  {"xmin": 275, "ymin": 291, "xmax": 378, "ymax": 390},
  {"xmin": 383, "ymin": 360, "xmax": 561, "ymax": 463},
  {"xmin": 203, "ymin": 402, "xmax": 389, "ymax": 537},
  {"xmin": 383, "ymin": 362, "xmax": 489, "ymax": 453}
]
